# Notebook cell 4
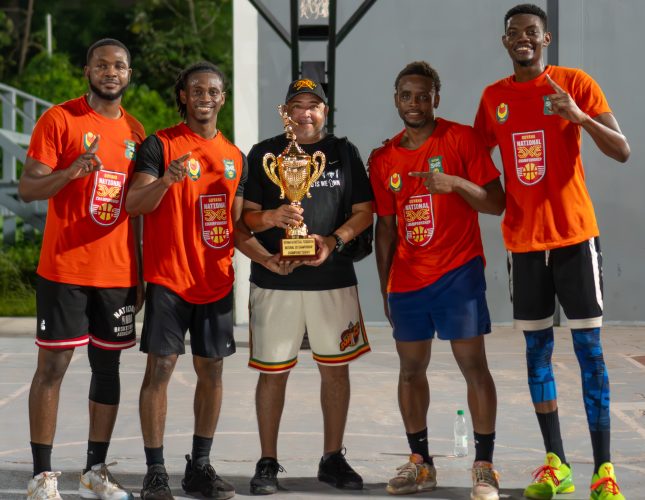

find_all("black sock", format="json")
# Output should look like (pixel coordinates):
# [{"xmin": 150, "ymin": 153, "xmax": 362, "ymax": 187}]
[
  {"xmin": 191, "ymin": 435, "xmax": 213, "ymax": 467},
  {"xmin": 590, "ymin": 430, "xmax": 611, "ymax": 471},
  {"xmin": 144, "ymin": 446, "xmax": 165, "ymax": 467},
  {"xmin": 84, "ymin": 440, "xmax": 109, "ymax": 473},
  {"xmin": 536, "ymin": 410, "xmax": 567, "ymax": 464},
  {"xmin": 474, "ymin": 432, "xmax": 495, "ymax": 463},
  {"xmin": 406, "ymin": 428, "xmax": 433, "ymax": 466},
  {"xmin": 31, "ymin": 442, "xmax": 53, "ymax": 477}
]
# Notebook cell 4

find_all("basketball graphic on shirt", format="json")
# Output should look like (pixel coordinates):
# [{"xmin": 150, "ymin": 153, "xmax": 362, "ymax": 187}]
[
  {"xmin": 200, "ymin": 194, "xmax": 230, "ymax": 249},
  {"xmin": 96, "ymin": 203, "xmax": 114, "ymax": 222},
  {"xmin": 404, "ymin": 194, "xmax": 434, "ymax": 247},
  {"xmin": 90, "ymin": 170, "xmax": 126, "ymax": 226},
  {"xmin": 513, "ymin": 130, "xmax": 546, "ymax": 186}
]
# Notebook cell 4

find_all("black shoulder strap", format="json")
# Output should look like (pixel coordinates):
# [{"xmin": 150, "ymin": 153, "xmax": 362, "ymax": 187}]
[{"xmin": 336, "ymin": 137, "xmax": 353, "ymax": 217}]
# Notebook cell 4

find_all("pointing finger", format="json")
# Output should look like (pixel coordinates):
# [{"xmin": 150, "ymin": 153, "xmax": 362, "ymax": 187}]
[
  {"xmin": 409, "ymin": 171, "xmax": 432, "ymax": 178},
  {"xmin": 545, "ymin": 74, "xmax": 565, "ymax": 94},
  {"xmin": 87, "ymin": 135, "xmax": 100, "ymax": 153},
  {"xmin": 175, "ymin": 152, "xmax": 192, "ymax": 164}
]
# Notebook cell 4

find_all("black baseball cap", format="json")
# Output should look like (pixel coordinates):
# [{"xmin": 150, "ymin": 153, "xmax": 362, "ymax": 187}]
[{"xmin": 285, "ymin": 78, "xmax": 327, "ymax": 104}]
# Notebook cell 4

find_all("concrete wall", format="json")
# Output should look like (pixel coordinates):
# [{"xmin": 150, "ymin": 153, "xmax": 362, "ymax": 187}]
[{"xmin": 242, "ymin": 0, "xmax": 644, "ymax": 323}]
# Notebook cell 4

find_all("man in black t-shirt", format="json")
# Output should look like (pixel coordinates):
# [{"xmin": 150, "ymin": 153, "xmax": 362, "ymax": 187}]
[{"xmin": 242, "ymin": 79, "xmax": 373, "ymax": 495}]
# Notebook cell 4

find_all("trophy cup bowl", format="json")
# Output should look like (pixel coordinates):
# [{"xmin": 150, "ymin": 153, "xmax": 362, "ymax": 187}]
[{"xmin": 262, "ymin": 109, "xmax": 326, "ymax": 259}]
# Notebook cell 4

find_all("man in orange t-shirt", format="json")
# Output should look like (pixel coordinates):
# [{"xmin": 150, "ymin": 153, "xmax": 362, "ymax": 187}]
[
  {"xmin": 19, "ymin": 39, "xmax": 143, "ymax": 500},
  {"xmin": 126, "ymin": 61, "xmax": 270, "ymax": 500},
  {"xmin": 474, "ymin": 5, "xmax": 630, "ymax": 499},
  {"xmin": 371, "ymin": 61, "xmax": 505, "ymax": 499}
]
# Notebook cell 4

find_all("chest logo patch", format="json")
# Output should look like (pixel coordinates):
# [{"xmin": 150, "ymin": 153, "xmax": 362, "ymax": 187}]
[
  {"xmin": 389, "ymin": 172, "xmax": 402, "ymax": 192},
  {"xmin": 512, "ymin": 130, "xmax": 546, "ymax": 186},
  {"xmin": 200, "ymin": 194, "xmax": 230, "ymax": 249},
  {"xmin": 187, "ymin": 158, "xmax": 201, "ymax": 181},
  {"xmin": 83, "ymin": 131, "xmax": 97, "ymax": 150},
  {"xmin": 428, "ymin": 156, "xmax": 444, "ymax": 173},
  {"xmin": 124, "ymin": 140, "xmax": 137, "ymax": 160},
  {"xmin": 90, "ymin": 170, "xmax": 126, "ymax": 226},
  {"xmin": 223, "ymin": 159, "xmax": 236, "ymax": 180},
  {"xmin": 496, "ymin": 103, "xmax": 509, "ymax": 123},
  {"xmin": 403, "ymin": 194, "xmax": 434, "ymax": 247}
]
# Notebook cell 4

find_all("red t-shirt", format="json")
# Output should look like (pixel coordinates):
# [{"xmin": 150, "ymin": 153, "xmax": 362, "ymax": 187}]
[
  {"xmin": 27, "ymin": 96, "xmax": 145, "ymax": 287},
  {"xmin": 369, "ymin": 118, "xmax": 500, "ymax": 293},
  {"xmin": 474, "ymin": 65, "xmax": 611, "ymax": 252},
  {"xmin": 140, "ymin": 123, "xmax": 244, "ymax": 304}
]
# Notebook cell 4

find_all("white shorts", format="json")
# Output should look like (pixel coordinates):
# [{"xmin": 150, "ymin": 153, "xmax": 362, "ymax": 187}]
[{"xmin": 248, "ymin": 284, "xmax": 370, "ymax": 373}]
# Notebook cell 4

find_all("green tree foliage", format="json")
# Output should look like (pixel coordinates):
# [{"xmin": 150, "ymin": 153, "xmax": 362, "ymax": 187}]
[
  {"xmin": 0, "ymin": 11, "xmax": 14, "ymax": 77},
  {"xmin": 129, "ymin": 0, "xmax": 233, "ymax": 138}
]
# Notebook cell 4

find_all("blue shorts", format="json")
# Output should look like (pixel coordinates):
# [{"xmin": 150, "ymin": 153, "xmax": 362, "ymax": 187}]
[{"xmin": 388, "ymin": 257, "xmax": 491, "ymax": 342}]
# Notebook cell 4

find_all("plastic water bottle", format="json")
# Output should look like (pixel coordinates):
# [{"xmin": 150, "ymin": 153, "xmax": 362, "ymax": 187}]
[{"xmin": 453, "ymin": 409, "xmax": 468, "ymax": 457}]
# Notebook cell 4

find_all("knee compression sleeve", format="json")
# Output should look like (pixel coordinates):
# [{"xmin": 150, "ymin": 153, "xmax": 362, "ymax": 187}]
[
  {"xmin": 524, "ymin": 328, "xmax": 557, "ymax": 403},
  {"xmin": 88, "ymin": 344, "xmax": 121, "ymax": 405},
  {"xmin": 572, "ymin": 328, "xmax": 610, "ymax": 431}
]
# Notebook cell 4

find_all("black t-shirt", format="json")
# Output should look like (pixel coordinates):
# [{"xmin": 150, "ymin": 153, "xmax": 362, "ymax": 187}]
[
  {"xmin": 135, "ymin": 134, "xmax": 247, "ymax": 197},
  {"xmin": 245, "ymin": 133, "xmax": 373, "ymax": 290}
]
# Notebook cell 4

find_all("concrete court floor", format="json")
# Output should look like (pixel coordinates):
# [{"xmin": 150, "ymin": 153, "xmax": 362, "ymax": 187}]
[{"xmin": 0, "ymin": 318, "xmax": 643, "ymax": 499}]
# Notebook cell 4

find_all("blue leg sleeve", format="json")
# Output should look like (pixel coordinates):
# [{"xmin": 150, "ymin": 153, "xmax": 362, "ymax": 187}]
[
  {"xmin": 572, "ymin": 328, "xmax": 610, "ymax": 431},
  {"xmin": 524, "ymin": 328, "xmax": 557, "ymax": 403}
]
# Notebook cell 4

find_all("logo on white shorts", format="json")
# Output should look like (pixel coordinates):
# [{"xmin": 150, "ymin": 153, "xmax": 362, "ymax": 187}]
[{"xmin": 339, "ymin": 321, "xmax": 360, "ymax": 351}]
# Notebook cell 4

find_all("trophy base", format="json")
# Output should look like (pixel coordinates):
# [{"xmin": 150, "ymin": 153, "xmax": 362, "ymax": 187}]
[{"xmin": 280, "ymin": 237, "xmax": 317, "ymax": 261}]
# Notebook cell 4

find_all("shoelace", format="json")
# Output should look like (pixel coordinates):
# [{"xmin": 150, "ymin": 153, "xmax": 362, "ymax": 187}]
[
  {"xmin": 35, "ymin": 472, "xmax": 61, "ymax": 498},
  {"xmin": 473, "ymin": 466, "xmax": 499, "ymax": 486},
  {"xmin": 531, "ymin": 464, "xmax": 560, "ymax": 486},
  {"xmin": 95, "ymin": 462, "xmax": 125, "ymax": 488},
  {"xmin": 394, "ymin": 461, "xmax": 420, "ymax": 480},
  {"xmin": 145, "ymin": 470, "xmax": 170, "ymax": 491},
  {"xmin": 258, "ymin": 462, "xmax": 286, "ymax": 479},
  {"xmin": 200, "ymin": 463, "xmax": 218, "ymax": 481},
  {"xmin": 590, "ymin": 476, "xmax": 621, "ymax": 495}
]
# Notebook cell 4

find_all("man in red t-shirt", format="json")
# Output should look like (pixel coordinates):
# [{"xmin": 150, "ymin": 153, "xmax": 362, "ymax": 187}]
[
  {"xmin": 370, "ymin": 61, "xmax": 504, "ymax": 499},
  {"xmin": 474, "ymin": 5, "xmax": 630, "ymax": 500},
  {"xmin": 19, "ymin": 39, "xmax": 143, "ymax": 500},
  {"xmin": 126, "ymin": 61, "xmax": 271, "ymax": 500}
]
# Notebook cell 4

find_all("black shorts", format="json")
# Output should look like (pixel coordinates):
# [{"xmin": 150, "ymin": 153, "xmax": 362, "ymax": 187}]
[
  {"xmin": 140, "ymin": 283, "xmax": 235, "ymax": 358},
  {"xmin": 36, "ymin": 276, "xmax": 137, "ymax": 350},
  {"xmin": 508, "ymin": 237, "xmax": 603, "ymax": 330}
]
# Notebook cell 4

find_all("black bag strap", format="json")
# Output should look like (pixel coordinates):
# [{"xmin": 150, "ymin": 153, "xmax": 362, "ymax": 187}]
[{"xmin": 336, "ymin": 137, "xmax": 353, "ymax": 219}]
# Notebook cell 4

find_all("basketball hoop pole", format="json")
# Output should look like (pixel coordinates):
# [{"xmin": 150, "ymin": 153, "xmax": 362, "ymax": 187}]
[{"xmin": 247, "ymin": 0, "xmax": 378, "ymax": 133}]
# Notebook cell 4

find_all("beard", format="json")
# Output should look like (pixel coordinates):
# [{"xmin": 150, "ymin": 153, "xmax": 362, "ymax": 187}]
[
  {"xmin": 403, "ymin": 118, "xmax": 426, "ymax": 129},
  {"xmin": 89, "ymin": 80, "xmax": 128, "ymax": 101},
  {"xmin": 516, "ymin": 58, "xmax": 534, "ymax": 67}
]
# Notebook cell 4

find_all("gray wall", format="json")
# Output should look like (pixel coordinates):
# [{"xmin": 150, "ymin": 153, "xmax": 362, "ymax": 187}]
[{"xmin": 255, "ymin": 0, "xmax": 644, "ymax": 323}]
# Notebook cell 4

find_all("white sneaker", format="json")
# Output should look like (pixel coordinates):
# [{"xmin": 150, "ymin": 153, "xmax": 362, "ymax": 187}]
[
  {"xmin": 27, "ymin": 471, "xmax": 62, "ymax": 499},
  {"xmin": 471, "ymin": 461, "xmax": 500, "ymax": 500},
  {"xmin": 78, "ymin": 462, "xmax": 134, "ymax": 500}
]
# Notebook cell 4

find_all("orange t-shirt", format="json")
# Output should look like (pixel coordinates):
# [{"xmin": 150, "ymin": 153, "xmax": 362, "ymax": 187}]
[
  {"xmin": 27, "ymin": 96, "xmax": 145, "ymax": 287},
  {"xmin": 474, "ymin": 65, "xmax": 611, "ymax": 252},
  {"xmin": 139, "ymin": 123, "xmax": 244, "ymax": 304},
  {"xmin": 369, "ymin": 118, "xmax": 500, "ymax": 293}
]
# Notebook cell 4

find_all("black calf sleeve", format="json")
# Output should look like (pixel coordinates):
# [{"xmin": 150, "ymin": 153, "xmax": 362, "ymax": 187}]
[{"xmin": 88, "ymin": 343, "xmax": 121, "ymax": 405}]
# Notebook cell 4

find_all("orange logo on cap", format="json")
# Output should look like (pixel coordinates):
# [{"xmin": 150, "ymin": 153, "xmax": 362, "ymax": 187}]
[{"xmin": 293, "ymin": 79, "xmax": 316, "ymax": 90}]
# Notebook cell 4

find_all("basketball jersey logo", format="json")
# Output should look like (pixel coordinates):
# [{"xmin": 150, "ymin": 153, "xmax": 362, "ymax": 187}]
[
  {"xmin": 512, "ymin": 130, "xmax": 546, "ymax": 186},
  {"xmin": 200, "ymin": 193, "xmax": 230, "ymax": 249},
  {"xmin": 90, "ymin": 170, "xmax": 126, "ymax": 226},
  {"xmin": 403, "ymin": 194, "xmax": 434, "ymax": 247}
]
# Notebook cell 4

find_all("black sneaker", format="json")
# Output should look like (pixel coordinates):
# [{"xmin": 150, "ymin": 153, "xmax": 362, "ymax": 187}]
[
  {"xmin": 317, "ymin": 448, "xmax": 363, "ymax": 490},
  {"xmin": 182, "ymin": 454, "xmax": 235, "ymax": 499},
  {"xmin": 141, "ymin": 464, "xmax": 174, "ymax": 500},
  {"xmin": 250, "ymin": 457, "xmax": 285, "ymax": 495}
]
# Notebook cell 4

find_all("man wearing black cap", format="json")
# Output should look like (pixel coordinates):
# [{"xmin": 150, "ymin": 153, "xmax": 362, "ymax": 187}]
[{"xmin": 241, "ymin": 79, "xmax": 374, "ymax": 494}]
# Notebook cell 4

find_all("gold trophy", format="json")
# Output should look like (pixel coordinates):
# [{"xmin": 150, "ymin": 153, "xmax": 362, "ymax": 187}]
[{"xmin": 262, "ymin": 105, "xmax": 326, "ymax": 259}]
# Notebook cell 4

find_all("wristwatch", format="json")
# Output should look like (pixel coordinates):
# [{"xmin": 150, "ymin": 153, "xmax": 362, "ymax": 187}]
[{"xmin": 332, "ymin": 233, "xmax": 345, "ymax": 253}]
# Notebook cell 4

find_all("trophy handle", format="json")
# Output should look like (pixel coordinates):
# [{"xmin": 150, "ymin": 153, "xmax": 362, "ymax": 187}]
[
  {"xmin": 305, "ymin": 151, "xmax": 326, "ymax": 198},
  {"xmin": 262, "ymin": 153, "xmax": 285, "ymax": 199}
]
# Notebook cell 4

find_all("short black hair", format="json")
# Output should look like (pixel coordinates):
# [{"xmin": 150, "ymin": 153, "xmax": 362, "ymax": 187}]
[
  {"xmin": 394, "ymin": 61, "xmax": 441, "ymax": 93},
  {"xmin": 504, "ymin": 3, "xmax": 548, "ymax": 31},
  {"xmin": 86, "ymin": 38, "xmax": 131, "ymax": 66},
  {"xmin": 174, "ymin": 61, "xmax": 227, "ymax": 120}
]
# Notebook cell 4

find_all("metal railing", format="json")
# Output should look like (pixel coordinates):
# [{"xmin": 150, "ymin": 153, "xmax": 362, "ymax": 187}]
[{"xmin": 0, "ymin": 82, "xmax": 52, "ymax": 240}]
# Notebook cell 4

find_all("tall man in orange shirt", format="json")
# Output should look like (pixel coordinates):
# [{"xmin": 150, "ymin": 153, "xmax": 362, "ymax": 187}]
[
  {"xmin": 126, "ymin": 61, "xmax": 273, "ymax": 500},
  {"xmin": 474, "ymin": 5, "xmax": 630, "ymax": 500},
  {"xmin": 19, "ymin": 39, "xmax": 144, "ymax": 500},
  {"xmin": 371, "ymin": 61, "xmax": 505, "ymax": 499}
]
